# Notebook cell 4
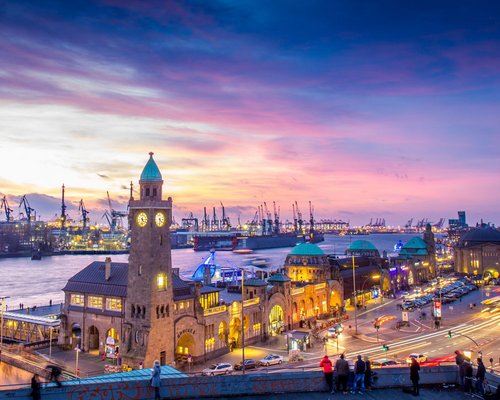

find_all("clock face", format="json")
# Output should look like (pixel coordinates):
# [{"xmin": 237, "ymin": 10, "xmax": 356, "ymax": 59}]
[
  {"xmin": 136, "ymin": 212, "xmax": 148, "ymax": 227},
  {"xmin": 155, "ymin": 212, "xmax": 166, "ymax": 227}
]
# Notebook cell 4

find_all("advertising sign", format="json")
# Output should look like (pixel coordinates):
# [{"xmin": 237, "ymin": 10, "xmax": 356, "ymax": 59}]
[{"xmin": 433, "ymin": 300, "xmax": 442, "ymax": 318}]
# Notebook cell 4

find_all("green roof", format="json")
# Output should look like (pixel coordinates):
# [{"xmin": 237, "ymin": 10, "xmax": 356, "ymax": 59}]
[
  {"xmin": 289, "ymin": 242, "xmax": 325, "ymax": 256},
  {"xmin": 140, "ymin": 152, "xmax": 163, "ymax": 182},
  {"xmin": 268, "ymin": 273, "xmax": 291, "ymax": 283},
  {"xmin": 244, "ymin": 278, "xmax": 267, "ymax": 287},
  {"xmin": 402, "ymin": 237, "xmax": 427, "ymax": 250},
  {"xmin": 348, "ymin": 240, "xmax": 378, "ymax": 251}
]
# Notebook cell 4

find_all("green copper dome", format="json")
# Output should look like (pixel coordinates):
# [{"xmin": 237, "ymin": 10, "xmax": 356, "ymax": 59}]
[
  {"xmin": 348, "ymin": 240, "xmax": 378, "ymax": 252},
  {"xmin": 289, "ymin": 242, "xmax": 325, "ymax": 256},
  {"xmin": 140, "ymin": 152, "xmax": 163, "ymax": 182},
  {"xmin": 402, "ymin": 237, "xmax": 427, "ymax": 250}
]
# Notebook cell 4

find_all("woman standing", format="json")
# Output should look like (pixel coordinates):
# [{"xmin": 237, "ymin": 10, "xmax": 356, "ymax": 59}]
[
  {"xmin": 151, "ymin": 360, "xmax": 161, "ymax": 400},
  {"xmin": 364, "ymin": 356, "xmax": 372, "ymax": 391},
  {"xmin": 31, "ymin": 374, "xmax": 41, "ymax": 400},
  {"xmin": 410, "ymin": 358, "xmax": 420, "ymax": 396}
]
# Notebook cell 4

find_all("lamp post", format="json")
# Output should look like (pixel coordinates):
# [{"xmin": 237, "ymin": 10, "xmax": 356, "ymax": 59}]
[
  {"xmin": 75, "ymin": 346, "xmax": 81, "ymax": 377},
  {"xmin": 49, "ymin": 327, "xmax": 53, "ymax": 358},
  {"xmin": 0, "ymin": 296, "xmax": 10, "ymax": 352},
  {"xmin": 351, "ymin": 255, "xmax": 358, "ymax": 335}
]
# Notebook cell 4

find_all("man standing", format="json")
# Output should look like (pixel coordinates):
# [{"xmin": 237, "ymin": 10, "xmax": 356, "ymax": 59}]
[
  {"xmin": 455, "ymin": 350, "xmax": 465, "ymax": 387},
  {"xmin": 335, "ymin": 354, "xmax": 349, "ymax": 394},
  {"xmin": 464, "ymin": 360, "xmax": 473, "ymax": 394},
  {"xmin": 410, "ymin": 358, "xmax": 420, "ymax": 396},
  {"xmin": 352, "ymin": 355, "xmax": 365, "ymax": 394},
  {"xmin": 320, "ymin": 355, "xmax": 334, "ymax": 394},
  {"xmin": 476, "ymin": 358, "xmax": 486, "ymax": 396}
]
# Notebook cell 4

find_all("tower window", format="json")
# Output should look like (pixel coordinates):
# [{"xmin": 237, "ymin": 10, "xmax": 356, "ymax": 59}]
[
  {"xmin": 145, "ymin": 188, "xmax": 150, "ymax": 197},
  {"xmin": 138, "ymin": 265, "xmax": 142, "ymax": 276},
  {"xmin": 157, "ymin": 273, "xmax": 167, "ymax": 290},
  {"xmin": 153, "ymin": 188, "xmax": 157, "ymax": 197}
]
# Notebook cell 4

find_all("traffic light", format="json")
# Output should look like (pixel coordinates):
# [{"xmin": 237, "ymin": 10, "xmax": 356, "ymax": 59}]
[
  {"xmin": 382, "ymin": 344, "xmax": 389, "ymax": 352},
  {"xmin": 447, "ymin": 330, "xmax": 452, "ymax": 338}
]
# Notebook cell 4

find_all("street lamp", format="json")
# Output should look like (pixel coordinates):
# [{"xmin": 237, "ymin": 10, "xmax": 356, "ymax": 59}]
[
  {"xmin": 0, "ymin": 296, "xmax": 10, "ymax": 352},
  {"xmin": 351, "ymin": 255, "xmax": 358, "ymax": 335},
  {"xmin": 75, "ymin": 346, "xmax": 81, "ymax": 377}
]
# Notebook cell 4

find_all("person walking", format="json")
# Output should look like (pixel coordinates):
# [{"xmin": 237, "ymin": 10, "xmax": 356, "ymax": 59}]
[
  {"xmin": 319, "ymin": 355, "xmax": 334, "ymax": 394},
  {"xmin": 351, "ymin": 355, "xmax": 366, "ymax": 394},
  {"xmin": 464, "ymin": 360, "xmax": 473, "ymax": 394},
  {"xmin": 410, "ymin": 358, "xmax": 420, "ymax": 396},
  {"xmin": 31, "ymin": 374, "xmax": 41, "ymax": 400},
  {"xmin": 335, "ymin": 354, "xmax": 349, "ymax": 394},
  {"xmin": 151, "ymin": 360, "xmax": 161, "ymax": 400},
  {"xmin": 48, "ymin": 365, "xmax": 62, "ymax": 388},
  {"xmin": 476, "ymin": 358, "xmax": 486, "ymax": 396},
  {"xmin": 364, "ymin": 356, "xmax": 372, "ymax": 391}
]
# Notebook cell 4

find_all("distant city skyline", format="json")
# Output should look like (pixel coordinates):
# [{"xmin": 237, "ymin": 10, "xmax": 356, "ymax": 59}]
[{"xmin": 1, "ymin": 1, "xmax": 499, "ymax": 225}]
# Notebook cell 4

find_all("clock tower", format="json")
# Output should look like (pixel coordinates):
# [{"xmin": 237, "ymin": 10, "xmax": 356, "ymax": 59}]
[{"xmin": 123, "ymin": 152, "xmax": 174, "ymax": 367}]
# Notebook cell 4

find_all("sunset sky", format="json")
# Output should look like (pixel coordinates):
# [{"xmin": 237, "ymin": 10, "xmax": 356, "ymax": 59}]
[{"xmin": 1, "ymin": 1, "xmax": 499, "ymax": 226}]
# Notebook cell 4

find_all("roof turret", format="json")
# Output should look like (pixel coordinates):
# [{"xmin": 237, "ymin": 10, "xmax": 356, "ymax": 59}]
[
  {"xmin": 140, "ymin": 152, "xmax": 163, "ymax": 182},
  {"xmin": 289, "ymin": 242, "xmax": 325, "ymax": 256}
]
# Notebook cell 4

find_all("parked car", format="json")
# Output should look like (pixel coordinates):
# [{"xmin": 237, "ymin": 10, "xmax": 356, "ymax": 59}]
[
  {"xmin": 202, "ymin": 363, "xmax": 233, "ymax": 376},
  {"xmin": 234, "ymin": 359, "xmax": 258, "ymax": 371},
  {"xmin": 406, "ymin": 353, "xmax": 427, "ymax": 364},
  {"xmin": 258, "ymin": 354, "xmax": 283, "ymax": 366}
]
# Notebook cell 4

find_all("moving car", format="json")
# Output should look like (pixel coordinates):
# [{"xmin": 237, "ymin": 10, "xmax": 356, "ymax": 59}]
[
  {"xmin": 406, "ymin": 353, "xmax": 427, "ymax": 364},
  {"xmin": 234, "ymin": 359, "xmax": 258, "ymax": 371},
  {"xmin": 202, "ymin": 363, "xmax": 233, "ymax": 376},
  {"xmin": 258, "ymin": 354, "xmax": 283, "ymax": 366},
  {"xmin": 327, "ymin": 328, "xmax": 338, "ymax": 338},
  {"xmin": 372, "ymin": 358, "xmax": 399, "ymax": 368}
]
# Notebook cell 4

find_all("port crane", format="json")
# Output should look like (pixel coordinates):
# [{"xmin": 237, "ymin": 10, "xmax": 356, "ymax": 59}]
[
  {"xmin": 60, "ymin": 184, "xmax": 67, "ymax": 230},
  {"xmin": 292, "ymin": 203, "xmax": 298, "ymax": 234},
  {"xmin": 433, "ymin": 218, "xmax": 445, "ymax": 229},
  {"xmin": 202, "ymin": 207, "xmax": 210, "ymax": 232},
  {"xmin": 19, "ymin": 195, "xmax": 36, "ymax": 222},
  {"xmin": 106, "ymin": 191, "xmax": 128, "ymax": 232},
  {"xmin": 211, "ymin": 207, "xmax": 219, "ymax": 231},
  {"xmin": 220, "ymin": 202, "xmax": 231, "ymax": 230},
  {"xmin": 78, "ymin": 199, "xmax": 90, "ymax": 231},
  {"xmin": 309, "ymin": 201, "xmax": 315, "ymax": 235},
  {"xmin": 295, "ymin": 201, "xmax": 303, "ymax": 234},
  {"xmin": 405, "ymin": 218, "xmax": 413, "ymax": 229},
  {"xmin": 1, "ymin": 196, "xmax": 13, "ymax": 221},
  {"xmin": 182, "ymin": 212, "xmax": 199, "ymax": 232},
  {"xmin": 263, "ymin": 202, "xmax": 273, "ymax": 235},
  {"xmin": 273, "ymin": 201, "xmax": 280, "ymax": 235}
]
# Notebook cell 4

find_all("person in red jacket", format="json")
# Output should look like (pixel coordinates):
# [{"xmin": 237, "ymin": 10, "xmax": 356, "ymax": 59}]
[{"xmin": 320, "ymin": 354, "xmax": 334, "ymax": 393}]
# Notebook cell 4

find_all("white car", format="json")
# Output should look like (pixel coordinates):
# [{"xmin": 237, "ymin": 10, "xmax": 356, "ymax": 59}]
[
  {"xmin": 258, "ymin": 354, "xmax": 283, "ymax": 366},
  {"xmin": 202, "ymin": 363, "xmax": 233, "ymax": 376}
]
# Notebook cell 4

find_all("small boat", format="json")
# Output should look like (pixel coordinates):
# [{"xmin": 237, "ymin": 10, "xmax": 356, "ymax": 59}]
[
  {"xmin": 233, "ymin": 248, "xmax": 253, "ymax": 254},
  {"xmin": 31, "ymin": 249, "xmax": 42, "ymax": 260}
]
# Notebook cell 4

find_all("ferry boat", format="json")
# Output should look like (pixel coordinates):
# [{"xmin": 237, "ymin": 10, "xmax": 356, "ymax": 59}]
[{"xmin": 191, "ymin": 250, "xmax": 243, "ymax": 284}]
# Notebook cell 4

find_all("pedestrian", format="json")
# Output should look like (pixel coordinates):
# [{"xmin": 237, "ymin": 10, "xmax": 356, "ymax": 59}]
[
  {"xmin": 48, "ymin": 365, "xmax": 62, "ymax": 388},
  {"xmin": 464, "ymin": 360, "xmax": 473, "ymax": 394},
  {"xmin": 455, "ymin": 350, "xmax": 465, "ymax": 387},
  {"xmin": 49, "ymin": 299, "xmax": 52, "ymax": 307},
  {"xmin": 335, "ymin": 354, "xmax": 349, "ymax": 394},
  {"xmin": 351, "ymin": 354, "xmax": 365, "ymax": 394},
  {"xmin": 139, "ymin": 361, "xmax": 144, "ymax": 370},
  {"xmin": 364, "ymin": 356, "xmax": 372, "ymax": 391},
  {"xmin": 31, "ymin": 374, "xmax": 41, "ymax": 400},
  {"xmin": 151, "ymin": 360, "xmax": 161, "ymax": 400},
  {"xmin": 476, "ymin": 358, "xmax": 486, "ymax": 395},
  {"xmin": 319, "ymin": 355, "xmax": 334, "ymax": 394},
  {"xmin": 410, "ymin": 357, "xmax": 420, "ymax": 396}
]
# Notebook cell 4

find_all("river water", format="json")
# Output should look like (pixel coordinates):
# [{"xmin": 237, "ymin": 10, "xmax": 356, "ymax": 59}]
[{"xmin": 0, "ymin": 233, "xmax": 417, "ymax": 386}]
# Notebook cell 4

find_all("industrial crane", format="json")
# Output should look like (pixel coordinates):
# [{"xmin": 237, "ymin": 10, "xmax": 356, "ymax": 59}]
[
  {"xmin": 203, "ymin": 207, "xmax": 209, "ymax": 232},
  {"xmin": 295, "ymin": 201, "xmax": 303, "ymax": 234},
  {"xmin": 78, "ymin": 199, "xmax": 90, "ymax": 231},
  {"xmin": 60, "ymin": 184, "xmax": 67, "ymax": 230},
  {"xmin": 309, "ymin": 201, "xmax": 315, "ymax": 235},
  {"xmin": 211, "ymin": 207, "xmax": 218, "ymax": 231},
  {"xmin": 19, "ymin": 195, "xmax": 36, "ymax": 221},
  {"xmin": 273, "ymin": 201, "xmax": 280, "ymax": 235},
  {"xmin": 292, "ymin": 203, "xmax": 298, "ymax": 234},
  {"xmin": 1, "ymin": 196, "xmax": 13, "ymax": 221},
  {"xmin": 220, "ymin": 202, "xmax": 231, "ymax": 230},
  {"xmin": 106, "ymin": 191, "xmax": 128, "ymax": 232},
  {"xmin": 182, "ymin": 212, "xmax": 199, "ymax": 232},
  {"xmin": 263, "ymin": 202, "xmax": 273, "ymax": 235}
]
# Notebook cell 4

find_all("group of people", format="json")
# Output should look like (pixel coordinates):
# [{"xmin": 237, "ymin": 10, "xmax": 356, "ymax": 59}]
[
  {"xmin": 320, "ymin": 354, "xmax": 423, "ymax": 396},
  {"xmin": 455, "ymin": 350, "xmax": 487, "ymax": 395},
  {"xmin": 319, "ymin": 354, "xmax": 373, "ymax": 394}
]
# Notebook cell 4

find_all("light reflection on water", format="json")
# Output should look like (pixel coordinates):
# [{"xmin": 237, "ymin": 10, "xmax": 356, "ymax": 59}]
[{"xmin": 0, "ymin": 361, "xmax": 32, "ymax": 388}]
